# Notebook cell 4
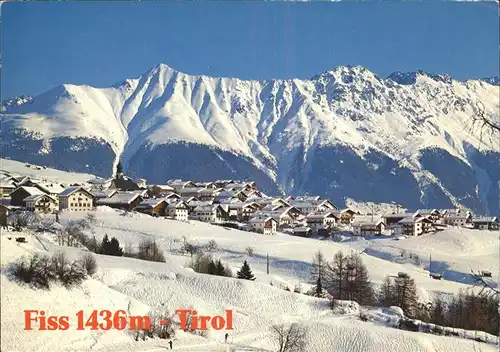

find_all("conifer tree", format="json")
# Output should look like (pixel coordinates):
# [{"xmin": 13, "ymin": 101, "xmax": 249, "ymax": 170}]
[
  {"xmin": 109, "ymin": 237, "xmax": 123, "ymax": 256},
  {"xmin": 215, "ymin": 260, "xmax": 226, "ymax": 276},
  {"xmin": 100, "ymin": 234, "xmax": 111, "ymax": 255},
  {"xmin": 207, "ymin": 260, "xmax": 217, "ymax": 275},
  {"xmin": 311, "ymin": 250, "xmax": 326, "ymax": 297},
  {"xmin": 237, "ymin": 260, "xmax": 255, "ymax": 280}
]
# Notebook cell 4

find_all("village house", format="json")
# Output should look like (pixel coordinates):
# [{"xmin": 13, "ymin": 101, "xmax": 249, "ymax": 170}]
[
  {"xmin": 24, "ymin": 194, "xmax": 57, "ymax": 214},
  {"xmin": 444, "ymin": 214, "xmax": 472, "ymax": 227},
  {"xmin": 352, "ymin": 219, "xmax": 386, "ymax": 236},
  {"xmin": 253, "ymin": 206, "xmax": 301, "ymax": 228},
  {"xmin": 87, "ymin": 187, "xmax": 117, "ymax": 205},
  {"xmin": 96, "ymin": 192, "xmax": 143, "ymax": 211},
  {"xmin": 166, "ymin": 180, "xmax": 197, "ymax": 192},
  {"xmin": 134, "ymin": 178, "xmax": 148, "ymax": 189},
  {"xmin": 236, "ymin": 202, "xmax": 262, "ymax": 221},
  {"xmin": 293, "ymin": 226, "xmax": 313, "ymax": 237},
  {"xmin": 196, "ymin": 188, "xmax": 223, "ymax": 201},
  {"xmin": 177, "ymin": 187, "xmax": 205, "ymax": 199},
  {"xmin": 416, "ymin": 209, "xmax": 443, "ymax": 224},
  {"xmin": 9, "ymin": 186, "xmax": 47, "ymax": 207},
  {"xmin": 472, "ymin": 217, "xmax": 499, "ymax": 230},
  {"xmin": 215, "ymin": 189, "xmax": 248, "ymax": 203},
  {"xmin": 0, "ymin": 204, "xmax": 9, "ymax": 227},
  {"xmin": 248, "ymin": 216, "xmax": 278, "ymax": 235},
  {"xmin": 165, "ymin": 200, "xmax": 189, "ymax": 221},
  {"xmin": 135, "ymin": 199, "xmax": 167, "ymax": 216},
  {"xmin": 392, "ymin": 216, "xmax": 433, "ymax": 237},
  {"xmin": 190, "ymin": 204, "xmax": 226, "ymax": 223},
  {"xmin": 0, "ymin": 177, "xmax": 16, "ymax": 198},
  {"xmin": 337, "ymin": 208, "xmax": 360, "ymax": 225},
  {"xmin": 383, "ymin": 212, "xmax": 420, "ymax": 227},
  {"xmin": 194, "ymin": 181, "xmax": 217, "ymax": 189},
  {"xmin": 58, "ymin": 187, "xmax": 95, "ymax": 212},
  {"xmin": 33, "ymin": 182, "xmax": 65, "ymax": 204},
  {"xmin": 186, "ymin": 199, "xmax": 213, "ymax": 212},
  {"xmin": 163, "ymin": 192, "xmax": 182, "ymax": 202},
  {"xmin": 149, "ymin": 185, "xmax": 175, "ymax": 197},
  {"xmin": 306, "ymin": 211, "xmax": 339, "ymax": 231}
]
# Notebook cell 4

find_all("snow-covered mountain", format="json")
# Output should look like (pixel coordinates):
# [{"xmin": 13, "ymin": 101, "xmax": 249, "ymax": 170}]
[{"xmin": 1, "ymin": 63, "xmax": 499, "ymax": 214}]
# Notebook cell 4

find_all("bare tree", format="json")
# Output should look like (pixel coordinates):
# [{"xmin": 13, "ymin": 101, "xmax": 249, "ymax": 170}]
[
  {"xmin": 471, "ymin": 269, "xmax": 499, "ymax": 298},
  {"xmin": 270, "ymin": 323, "xmax": 307, "ymax": 352},
  {"xmin": 79, "ymin": 252, "xmax": 98, "ymax": 276},
  {"xmin": 468, "ymin": 100, "xmax": 500, "ymax": 146}
]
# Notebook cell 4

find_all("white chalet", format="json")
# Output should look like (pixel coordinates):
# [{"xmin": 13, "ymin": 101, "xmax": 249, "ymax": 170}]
[
  {"xmin": 190, "ymin": 204, "xmax": 226, "ymax": 223},
  {"xmin": 248, "ymin": 216, "xmax": 278, "ymax": 235},
  {"xmin": 444, "ymin": 214, "xmax": 471, "ymax": 227},
  {"xmin": 306, "ymin": 211, "xmax": 339, "ymax": 230},
  {"xmin": 58, "ymin": 187, "xmax": 95, "ymax": 212},
  {"xmin": 24, "ymin": 194, "xmax": 57, "ymax": 214},
  {"xmin": 392, "ymin": 216, "xmax": 433, "ymax": 237},
  {"xmin": 352, "ymin": 217, "xmax": 385, "ymax": 236},
  {"xmin": 472, "ymin": 217, "xmax": 499, "ymax": 230},
  {"xmin": 165, "ymin": 200, "xmax": 189, "ymax": 221}
]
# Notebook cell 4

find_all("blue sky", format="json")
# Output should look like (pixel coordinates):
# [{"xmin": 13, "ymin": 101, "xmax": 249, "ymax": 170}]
[{"xmin": 2, "ymin": 1, "xmax": 499, "ymax": 99}]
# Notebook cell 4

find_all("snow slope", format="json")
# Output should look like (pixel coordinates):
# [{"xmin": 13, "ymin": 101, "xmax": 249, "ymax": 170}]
[
  {"xmin": 1, "ymin": 64, "xmax": 499, "ymax": 214},
  {"xmin": 0, "ymin": 158, "xmax": 96, "ymax": 184},
  {"xmin": 2, "ymin": 212, "xmax": 497, "ymax": 352}
]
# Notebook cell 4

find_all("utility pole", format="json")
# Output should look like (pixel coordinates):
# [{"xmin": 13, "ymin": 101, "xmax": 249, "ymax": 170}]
[{"xmin": 266, "ymin": 253, "xmax": 269, "ymax": 275}]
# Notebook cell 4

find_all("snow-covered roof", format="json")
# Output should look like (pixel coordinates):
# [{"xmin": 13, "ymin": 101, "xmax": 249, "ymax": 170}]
[
  {"xmin": 13, "ymin": 186, "xmax": 46, "ymax": 196},
  {"xmin": 23, "ymin": 194, "xmax": 56, "ymax": 202},
  {"xmin": 97, "ymin": 192, "xmax": 141, "ymax": 205},
  {"xmin": 398, "ymin": 216, "xmax": 431, "ymax": 224},
  {"xmin": 383, "ymin": 212, "xmax": 417, "ymax": 219},
  {"xmin": 59, "ymin": 186, "xmax": 92, "ymax": 197},
  {"xmin": 248, "ymin": 216, "xmax": 275, "ymax": 224},
  {"xmin": 306, "ymin": 211, "xmax": 338, "ymax": 220},
  {"xmin": 136, "ymin": 198, "xmax": 166, "ymax": 208},
  {"xmin": 35, "ymin": 182, "xmax": 65, "ymax": 194},
  {"xmin": 166, "ymin": 200, "xmax": 188, "ymax": 209},
  {"xmin": 293, "ymin": 226, "xmax": 312, "ymax": 232},
  {"xmin": 472, "ymin": 216, "xmax": 498, "ymax": 223}
]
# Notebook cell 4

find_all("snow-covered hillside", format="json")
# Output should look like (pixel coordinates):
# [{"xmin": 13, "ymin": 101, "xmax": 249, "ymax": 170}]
[
  {"xmin": 1, "ymin": 64, "xmax": 499, "ymax": 214},
  {"xmin": 0, "ymin": 158, "xmax": 96, "ymax": 184},
  {"xmin": 2, "ymin": 208, "xmax": 498, "ymax": 352}
]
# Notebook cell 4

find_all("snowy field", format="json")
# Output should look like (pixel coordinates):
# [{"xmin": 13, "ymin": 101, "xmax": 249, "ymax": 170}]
[{"xmin": 1, "ymin": 209, "xmax": 498, "ymax": 351}]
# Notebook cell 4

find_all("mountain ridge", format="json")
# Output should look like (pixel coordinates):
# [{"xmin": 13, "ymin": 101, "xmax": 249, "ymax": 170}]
[{"xmin": 1, "ymin": 63, "xmax": 499, "ymax": 214}]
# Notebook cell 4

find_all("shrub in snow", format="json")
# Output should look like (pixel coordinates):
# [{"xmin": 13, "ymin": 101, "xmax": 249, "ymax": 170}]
[
  {"xmin": 79, "ymin": 252, "xmax": 98, "ymax": 276},
  {"xmin": 245, "ymin": 246, "xmax": 255, "ymax": 256},
  {"xmin": 11, "ymin": 252, "xmax": 86, "ymax": 289},
  {"xmin": 270, "ymin": 323, "xmax": 308, "ymax": 352},
  {"xmin": 203, "ymin": 239, "xmax": 218, "ymax": 252},
  {"xmin": 137, "ymin": 239, "xmax": 166, "ymax": 262},
  {"xmin": 180, "ymin": 237, "xmax": 200, "ymax": 256},
  {"xmin": 188, "ymin": 253, "xmax": 232, "ymax": 277}
]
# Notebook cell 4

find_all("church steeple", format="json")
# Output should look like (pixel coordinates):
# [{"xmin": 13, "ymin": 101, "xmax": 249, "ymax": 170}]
[{"xmin": 116, "ymin": 161, "xmax": 123, "ymax": 179}]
